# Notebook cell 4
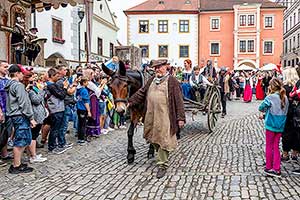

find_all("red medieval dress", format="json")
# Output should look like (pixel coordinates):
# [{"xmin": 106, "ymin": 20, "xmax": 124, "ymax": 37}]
[{"xmin": 255, "ymin": 77, "xmax": 264, "ymax": 100}]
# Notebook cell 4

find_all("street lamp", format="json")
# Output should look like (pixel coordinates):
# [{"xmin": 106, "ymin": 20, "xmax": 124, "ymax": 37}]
[{"xmin": 78, "ymin": 9, "xmax": 85, "ymax": 65}]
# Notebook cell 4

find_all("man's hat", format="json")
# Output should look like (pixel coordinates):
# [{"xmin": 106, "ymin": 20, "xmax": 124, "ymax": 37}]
[
  {"xmin": 29, "ymin": 27, "xmax": 38, "ymax": 32},
  {"xmin": 8, "ymin": 64, "xmax": 28, "ymax": 74},
  {"xmin": 150, "ymin": 59, "xmax": 168, "ymax": 68}
]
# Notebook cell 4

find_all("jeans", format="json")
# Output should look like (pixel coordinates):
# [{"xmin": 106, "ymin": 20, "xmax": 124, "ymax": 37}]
[
  {"xmin": 61, "ymin": 105, "xmax": 73, "ymax": 146},
  {"xmin": 104, "ymin": 110, "xmax": 113, "ymax": 129},
  {"xmin": 77, "ymin": 110, "xmax": 87, "ymax": 140},
  {"xmin": 72, "ymin": 106, "xmax": 78, "ymax": 133},
  {"xmin": 220, "ymin": 92, "xmax": 227, "ymax": 114},
  {"xmin": 265, "ymin": 130, "xmax": 281, "ymax": 172},
  {"xmin": 48, "ymin": 112, "xmax": 64, "ymax": 151},
  {"xmin": 11, "ymin": 116, "xmax": 32, "ymax": 147}
]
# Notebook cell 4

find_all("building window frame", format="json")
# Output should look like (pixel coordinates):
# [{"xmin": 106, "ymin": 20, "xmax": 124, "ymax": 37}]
[
  {"xmin": 239, "ymin": 15, "xmax": 247, "ymax": 26},
  {"xmin": 97, "ymin": 37, "xmax": 103, "ymax": 56},
  {"xmin": 179, "ymin": 45, "xmax": 189, "ymax": 58},
  {"xmin": 179, "ymin": 20, "xmax": 189, "ymax": 33},
  {"xmin": 139, "ymin": 20, "xmax": 149, "ymax": 33},
  {"xmin": 210, "ymin": 16, "xmax": 220, "ymax": 31},
  {"xmin": 263, "ymin": 40, "xmax": 274, "ymax": 55},
  {"xmin": 52, "ymin": 17, "xmax": 64, "ymax": 43},
  {"xmin": 109, "ymin": 43, "xmax": 114, "ymax": 58},
  {"xmin": 209, "ymin": 41, "xmax": 220, "ymax": 56},
  {"xmin": 158, "ymin": 45, "xmax": 168, "ymax": 58},
  {"xmin": 248, "ymin": 14, "xmax": 255, "ymax": 26},
  {"xmin": 139, "ymin": 45, "xmax": 149, "ymax": 58},
  {"xmin": 158, "ymin": 20, "xmax": 168, "ymax": 33},
  {"xmin": 238, "ymin": 39, "xmax": 255, "ymax": 54},
  {"xmin": 264, "ymin": 15, "xmax": 274, "ymax": 29}
]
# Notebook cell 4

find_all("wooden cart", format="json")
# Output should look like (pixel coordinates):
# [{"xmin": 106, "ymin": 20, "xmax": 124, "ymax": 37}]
[{"xmin": 184, "ymin": 83, "xmax": 222, "ymax": 132}]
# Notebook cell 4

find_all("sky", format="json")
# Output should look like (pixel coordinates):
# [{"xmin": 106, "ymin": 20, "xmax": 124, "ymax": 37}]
[{"xmin": 108, "ymin": 0, "xmax": 147, "ymax": 45}]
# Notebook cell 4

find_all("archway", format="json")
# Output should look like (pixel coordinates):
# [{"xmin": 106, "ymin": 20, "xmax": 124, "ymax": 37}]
[
  {"xmin": 235, "ymin": 59, "xmax": 257, "ymax": 70},
  {"xmin": 45, "ymin": 53, "xmax": 67, "ymax": 67}
]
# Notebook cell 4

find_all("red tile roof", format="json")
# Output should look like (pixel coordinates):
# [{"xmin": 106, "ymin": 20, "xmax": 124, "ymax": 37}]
[
  {"xmin": 125, "ymin": 0, "xmax": 199, "ymax": 13},
  {"xmin": 200, "ymin": 0, "xmax": 285, "ymax": 11},
  {"xmin": 125, "ymin": 0, "xmax": 284, "ymax": 14}
]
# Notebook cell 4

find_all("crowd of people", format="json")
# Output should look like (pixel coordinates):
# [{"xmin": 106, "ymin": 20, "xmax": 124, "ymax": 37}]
[{"xmin": 0, "ymin": 60, "xmax": 126, "ymax": 174}]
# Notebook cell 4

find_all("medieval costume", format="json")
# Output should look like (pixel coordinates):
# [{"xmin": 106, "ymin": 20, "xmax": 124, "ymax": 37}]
[
  {"xmin": 243, "ymin": 77, "xmax": 253, "ymax": 102},
  {"xmin": 189, "ymin": 72, "xmax": 210, "ymax": 101},
  {"xmin": 86, "ymin": 88, "xmax": 101, "ymax": 137},
  {"xmin": 201, "ymin": 60, "xmax": 217, "ymax": 82},
  {"xmin": 11, "ymin": 18, "xmax": 26, "ymax": 64},
  {"xmin": 181, "ymin": 69, "xmax": 193, "ymax": 99},
  {"xmin": 255, "ymin": 76, "xmax": 264, "ymax": 100},
  {"xmin": 25, "ymin": 28, "xmax": 41, "ymax": 66},
  {"xmin": 128, "ymin": 74, "xmax": 185, "ymax": 171}
]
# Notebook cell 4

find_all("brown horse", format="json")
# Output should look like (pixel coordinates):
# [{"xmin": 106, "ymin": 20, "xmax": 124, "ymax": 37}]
[{"xmin": 101, "ymin": 61, "xmax": 154, "ymax": 164}]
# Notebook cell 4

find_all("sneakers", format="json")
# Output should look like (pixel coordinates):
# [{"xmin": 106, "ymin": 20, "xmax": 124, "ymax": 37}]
[
  {"xmin": 119, "ymin": 125, "xmax": 127, "ymax": 129},
  {"xmin": 77, "ymin": 140, "xmax": 86, "ymax": 146},
  {"xmin": 7, "ymin": 138, "xmax": 14, "ymax": 147},
  {"xmin": 107, "ymin": 127, "xmax": 114, "ymax": 132},
  {"xmin": 281, "ymin": 155, "xmax": 290, "ymax": 162},
  {"xmin": 48, "ymin": 147, "xmax": 67, "ymax": 155},
  {"xmin": 264, "ymin": 169, "xmax": 281, "ymax": 178},
  {"xmin": 30, "ymin": 155, "xmax": 47, "ymax": 163},
  {"xmin": 8, "ymin": 164, "xmax": 34, "ymax": 174},
  {"xmin": 63, "ymin": 143, "xmax": 73, "ymax": 150},
  {"xmin": 101, "ymin": 129, "xmax": 109, "ymax": 135},
  {"xmin": 292, "ymin": 169, "xmax": 300, "ymax": 175}
]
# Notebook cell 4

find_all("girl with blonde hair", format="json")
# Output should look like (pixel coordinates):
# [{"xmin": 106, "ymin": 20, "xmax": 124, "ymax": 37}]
[{"xmin": 259, "ymin": 78, "xmax": 289, "ymax": 177}]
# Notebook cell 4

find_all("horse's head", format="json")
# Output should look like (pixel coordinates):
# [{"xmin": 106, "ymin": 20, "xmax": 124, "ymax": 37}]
[{"xmin": 102, "ymin": 60, "xmax": 129, "ymax": 114}]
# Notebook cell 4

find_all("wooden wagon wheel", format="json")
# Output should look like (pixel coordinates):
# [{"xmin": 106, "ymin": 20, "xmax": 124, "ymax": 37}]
[{"xmin": 207, "ymin": 89, "xmax": 222, "ymax": 132}]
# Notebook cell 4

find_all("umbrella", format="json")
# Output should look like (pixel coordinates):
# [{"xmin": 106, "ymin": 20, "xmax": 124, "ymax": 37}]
[
  {"xmin": 261, "ymin": 63, "xmax": 277, "ymax": 71},
  {"xmin": 235, "ymin": 64, "xmax": 254, "ymax": 71}
]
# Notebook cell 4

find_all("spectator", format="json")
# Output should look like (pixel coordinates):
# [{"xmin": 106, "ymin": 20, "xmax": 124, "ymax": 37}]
[
  {"xmin": 259, "ymin": 78, "xmax": 288, "ymax": 178},
  {"xmin": 6, "ymin": 64, "xmax": 37, "ymax": 174}
]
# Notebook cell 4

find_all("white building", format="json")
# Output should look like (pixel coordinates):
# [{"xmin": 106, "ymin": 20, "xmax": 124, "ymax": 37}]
[
  {"xmin": 34, "ymin": 0, "xmax": 118, "ymax": 67},
  {"xmin": 124, "ymin": 0, "xmax": 199, "ymax": 67},
  {"xmin": 34, "ymin": 4, "xmax": 79, "ymax": 67},
  {"xmin": 280, "ymin": 0, "xmax": 300, "ymax": 67},
  {"xmin": 79, "ymin": 0, "xmax": 119, "ymax": 63}
]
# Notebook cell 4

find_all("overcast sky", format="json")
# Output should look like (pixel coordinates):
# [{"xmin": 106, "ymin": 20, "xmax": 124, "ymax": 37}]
[{"xmin": 108, "ymin": 0, "xmax": 146, "ymax": 45}]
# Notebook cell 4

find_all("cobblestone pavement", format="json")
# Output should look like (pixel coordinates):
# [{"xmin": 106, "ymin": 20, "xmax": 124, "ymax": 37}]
[{"xmin": 1, "ymin": 99, "xmax": 300, "ymax": 200}]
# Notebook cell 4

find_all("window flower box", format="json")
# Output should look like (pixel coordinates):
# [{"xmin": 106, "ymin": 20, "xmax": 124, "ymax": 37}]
[{"xmin": 52, "ymin": 37, "xmax": 65, "ymax": 44}]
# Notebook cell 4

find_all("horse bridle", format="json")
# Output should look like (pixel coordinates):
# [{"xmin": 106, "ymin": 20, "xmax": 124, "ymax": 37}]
[{"xmin": 110, "ymin": 74, "xmax": 131, "ymax": 104}]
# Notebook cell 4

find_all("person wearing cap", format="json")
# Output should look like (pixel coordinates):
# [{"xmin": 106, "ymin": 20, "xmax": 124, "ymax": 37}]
[
  {"xmin": 202, "ymin": 60, "xmax": 217, "ymax": 83},
  {"xmin": 25, "ymin": 27, "xmax": 41, "ymax": 66},
  {"xmin": 5, "ymin": 64, "xmax": 37, "ymax": 174},
  {"xmin": 128, "ymin": 59, "xmax": 185, "ymax": 179}
]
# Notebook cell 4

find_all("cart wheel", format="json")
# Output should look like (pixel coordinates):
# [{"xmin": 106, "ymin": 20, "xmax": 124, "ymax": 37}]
[{"xmin": 207, "ymin": 90, "xmax": 222, "ymax": 132}]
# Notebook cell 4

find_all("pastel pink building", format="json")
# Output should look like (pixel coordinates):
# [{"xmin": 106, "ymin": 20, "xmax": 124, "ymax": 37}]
[{"xmin": 199, "ymin": 0, "xmax": 284, "ymax": 70}]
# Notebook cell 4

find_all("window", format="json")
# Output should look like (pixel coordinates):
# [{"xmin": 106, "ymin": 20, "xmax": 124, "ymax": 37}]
[
  {"xmin": 109, "ymin": 43, "xmax": 114, "ymax": 58},
  {"xmin": 158, "ymin": 45, "xmax": 168, "ymax": 57},
  {"xmin": 285, "ymin": 40, "xmax": 288, "ymax": 54},
  {"xmin": 211, "ymin": 18, "xmax": 220, "ymax": 30},
  {"xmin": 294, "ymin": 13, "xmax": 296, "ymax": 26},
  {"xmin": 52, "ymin": 18, "xmax": 63, "ymax": 40},
  {"xmin": 298, "ymin": 9, "xmax": 300, "ymax": 23},
  {"xmin": 139, "ymin": 45, "xmax": 149, "ymax": 58},
  {"xmin": 179, "ymin": 20, "xmax": 189, "ymax": 32},
  {"xmin": 248, "ymin": 15, "xmax": 255, "ymax": 26},
  {"xmin": 158, "ymin": 20, "xmax": 168, "ymax": 33},
  {"xmin": 264, "ymin": 16, "xmax": 273, "ymax": 28},
  {"xmin": 294, "ymin": 36, "xmax": 296, "ymax": 48},
  {"xmin": 240, "ymin": 15, "xmax": 246, "ymax": 26},
  {"xmin": 248, "ymin": 40, "xmax": 254, "ymax": 52},
  {"xmin": 290, "ymin": 16, "xmax": 292, "ymax": 28},
  {"xmin": 264, "ymin": 41, "xmax": 273, "ymax": 54},
  {"xmin": 179, "ymin": 45, "xmax": 189, "ymax": 58},
  {"xmin": 139, "ymin": 20, "xmax": 149, "ymax": 33},
  {"xmin": 289, "ymin": 39, "xmax": 292, "ymax": 52},
  {"xmin": 239, "ymin": 40, "xmax": 246, "ymax": 53},
  {"xmin": 286, "ymin": 19, "xmax": 288, "ymax": 32},
  {"xmin": 298, "ymin": 33, "xmax": 300, "ymax": 48},
  {"xmin": 210, "ymin": 43, "xmax": 220, "ymax": 55},
  {"xmin": 97, "ymin": 38, "xmax": 103, "ymax": 56}
]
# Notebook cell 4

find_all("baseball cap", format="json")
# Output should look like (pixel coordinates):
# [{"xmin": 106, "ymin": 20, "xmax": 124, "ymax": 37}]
[{"xmin": 8, "ymin": 64, "xmax": 28, "ymax": 74}]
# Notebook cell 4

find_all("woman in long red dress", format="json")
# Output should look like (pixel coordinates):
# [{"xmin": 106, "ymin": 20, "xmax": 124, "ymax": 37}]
[{"xmin": 255, "ymin": 73, "xmax": 264, "ymax": 100}]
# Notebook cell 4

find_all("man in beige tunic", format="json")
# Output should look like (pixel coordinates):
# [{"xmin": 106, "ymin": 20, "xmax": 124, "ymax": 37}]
[{"xmin": 128, "ymin": 59, "xmax": 185, "ymax": 178}]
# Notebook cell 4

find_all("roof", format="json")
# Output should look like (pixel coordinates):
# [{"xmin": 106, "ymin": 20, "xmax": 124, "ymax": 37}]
[
  {"xmin": 125, "ymin": 0, "xmax": 284, "ymax": 14},
  {"xmin": 200, "ymin": 0, "xmax": 285, "ymax": 11},
  {"xmin": 125, "ymin": 0, "xmax": 199, "ymax": 13}
]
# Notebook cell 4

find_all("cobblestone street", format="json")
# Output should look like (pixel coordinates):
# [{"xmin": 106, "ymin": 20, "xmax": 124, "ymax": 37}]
[{"xmin": 1, "ymin": 100, "xmax": 300, "ymax": 200}]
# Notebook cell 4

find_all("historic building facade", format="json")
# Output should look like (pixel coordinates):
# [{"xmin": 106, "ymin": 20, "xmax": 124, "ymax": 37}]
[
  {"xmin": 125, "ymin": 0, "xmax": 284, "ymax": 70},
  {"xmin": 280, "ymin": 0, "xmax": 300, "ymax": 67},
  {"xmin": 124, "ymin": 0, "xmax": 199, "ymax": 67}
]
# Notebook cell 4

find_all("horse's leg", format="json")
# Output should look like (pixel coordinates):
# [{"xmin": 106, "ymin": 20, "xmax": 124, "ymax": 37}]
[
  {"xmin": 127, "ymin": 121, "xmax": 136, "ymax": 164},
  {"xmin": 147, "ymin": 144, "xmax": 155, "ymax": 159}
]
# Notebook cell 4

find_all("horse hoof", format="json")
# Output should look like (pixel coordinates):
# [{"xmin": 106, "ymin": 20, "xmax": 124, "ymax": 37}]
[
  {"xmin": 127, "ymin": 154, "xmax": 135, "ymax": 164},
  {"xmin": 147, "ymin": 153, "xmax": 154, "ymax": 159}
]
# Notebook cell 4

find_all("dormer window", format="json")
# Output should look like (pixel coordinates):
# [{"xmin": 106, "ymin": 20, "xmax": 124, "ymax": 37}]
[
  {"xmin": 158, "ymin": 0, "xmax": 164, "ymax": 4},
  {"xmin": 185, "ymin": 0, "xmax": 191, "ymax": 4}
]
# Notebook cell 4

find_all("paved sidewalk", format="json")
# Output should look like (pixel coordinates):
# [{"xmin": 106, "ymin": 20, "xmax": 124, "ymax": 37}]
[{"xmin": 0, "ymin": 100, "xmax": 300, "ymax": 200}]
